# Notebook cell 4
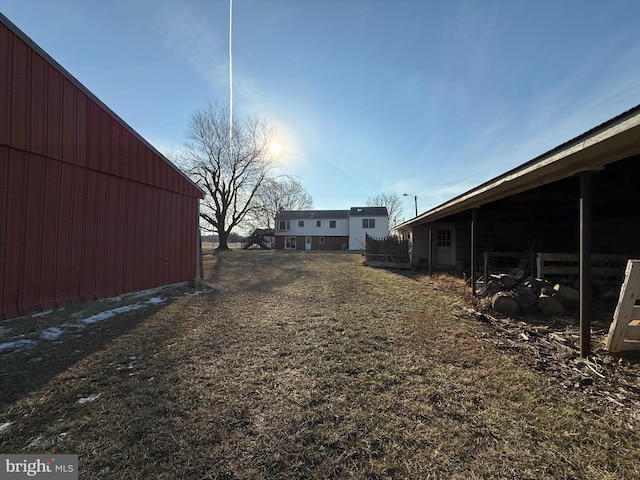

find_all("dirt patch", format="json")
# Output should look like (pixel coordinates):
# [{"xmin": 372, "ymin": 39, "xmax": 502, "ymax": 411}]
[{"xmin": 1, "ymin": 249, "xmax": 639, "ymax": 479}]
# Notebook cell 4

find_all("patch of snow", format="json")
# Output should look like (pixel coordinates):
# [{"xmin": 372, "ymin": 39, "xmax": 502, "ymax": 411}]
[
  {"xmin": 78, "ymin": 393, "xmax": 101, "ymax": 404},
  {"xmin": 1, "ymin": 296, "xmax": 163, "ymax": 355},
  {"xmin": 32, "ymin": 309, "xmax": 54, "ymax": 317},
  {"xmin": 80, "ymin": 304, "xmax": 145, "ymax": 324},
  {"xmin": 0, "ymin": 338, "xmax": 36, "ymax": 352},
  {"xmin": 0, "ymin": 422, "xmax": 12, "ymax": 433},
  {"xmin": 28, "ymin": 432, "xmax": 59, "ymax": 447},
  {"xmin": 40, "ymin": 327, "xmax": 63, "ymax": 340}
]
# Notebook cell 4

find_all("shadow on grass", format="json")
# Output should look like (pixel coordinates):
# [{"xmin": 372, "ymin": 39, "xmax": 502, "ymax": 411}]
[
  {"xmin": 0, "ymin": 287, "xmax": 186, "ymax": 411},
  {"xmin": 0, "ymin": 249, "xmax": 323, "ymax": 414}
]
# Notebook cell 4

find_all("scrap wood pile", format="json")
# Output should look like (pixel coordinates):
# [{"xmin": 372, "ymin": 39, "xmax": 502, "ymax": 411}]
[
  {"xmin": 459, "ymin": 304, "xmax": 640, "ymax": 418},
  {"xmin": 476, "ymin": 268, "xmax": 621, "ymax": 317},
  {"xmin": 470, "ymin": 269, "xmax": 640, "ymax": 416},
  {"xmin": 462, "ymin": 265, "xmax": 638, "ymax": 418}
]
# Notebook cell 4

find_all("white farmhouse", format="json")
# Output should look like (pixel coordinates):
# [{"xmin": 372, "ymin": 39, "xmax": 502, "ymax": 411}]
[{"xmin": 274, "ymin": 207, "xmax": 389, "ymax": 251}]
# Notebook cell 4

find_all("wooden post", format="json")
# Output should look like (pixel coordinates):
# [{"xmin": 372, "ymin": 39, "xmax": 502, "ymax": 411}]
[
  {"xmin": 471, "ymin": 207, "xmax": 478, "ymax": 296},
  {"xmin": 196, "ymin": 199, "xmax": 204, "ymax": 279},
  {"xmin": 428, "ymin": 223, "xmax": 433, "ymax": 277},
  {"xmin": 483, "ymin": 251, "xmax": 489, "ymax": 287},
  {"xmin": 579, "ymin": 172, "xmax": 593, "ymax": 358}
]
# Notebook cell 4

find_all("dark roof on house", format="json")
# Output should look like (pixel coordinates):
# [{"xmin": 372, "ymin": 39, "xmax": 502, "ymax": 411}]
[
  {"xmin": 276, "ymin": 210, "xmax": 349, "ymax": 220},
  {"xmin": 397, "ymin": 103, "xmax": 640, "ymax": 229},
  {"xmin": 349, "ymin": 207, "xmax": 388, "ymax": 216}
]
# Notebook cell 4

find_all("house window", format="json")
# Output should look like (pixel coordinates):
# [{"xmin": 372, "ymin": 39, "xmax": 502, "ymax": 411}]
[
  {"xmin": 285, "ymin": 236, "xmax": 297, "ymax": 249},
  {"xmin": 437, "ymin": 229, "xmax": 451, "ymax": 247},
  {"xmin": 362, "ymin": 218, "xmax": 375, "ymax": 228},
  {"xmin": 329, "ymin": 220, "xmax": 336, "ymax": 228},
  {"xmin": 316, "ymin": 220, "xmax": 321, "ymax": 227},
  {"xmin": 298, "ymin": 220, "xmax": 304, "ymax": 227},
  {"xmin": 319, "ymin": 237, "xmax": 325, "ymax": 245},
  {"xmin": 279, "ymin": 220, "xmax": 290, "ymax": 230}
]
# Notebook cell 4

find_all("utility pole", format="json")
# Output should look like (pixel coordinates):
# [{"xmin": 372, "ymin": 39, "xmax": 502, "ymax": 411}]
[{"xmin": 403, "ymin": 193, "xmax": 418, "ymax": 217}]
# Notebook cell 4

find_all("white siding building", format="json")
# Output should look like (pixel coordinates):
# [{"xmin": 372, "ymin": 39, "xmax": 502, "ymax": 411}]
[
  {"xmin": 274, "ymin": 207, "xmax": 388, "ymax": 251},
  {"xmin": 348, "ymin": 207, "xmax": 390, "ymax": 250}
]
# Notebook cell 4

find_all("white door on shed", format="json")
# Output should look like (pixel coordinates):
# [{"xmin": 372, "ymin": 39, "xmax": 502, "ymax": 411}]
[{"xmin": 434, "ymin": 226, "xmax": 455, "ymax": 266}]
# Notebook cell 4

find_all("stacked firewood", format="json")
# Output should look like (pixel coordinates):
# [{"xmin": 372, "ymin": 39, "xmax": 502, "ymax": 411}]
[{"xmin": 476, "ymin": 268, "xmax": 620, "ymax": 317}]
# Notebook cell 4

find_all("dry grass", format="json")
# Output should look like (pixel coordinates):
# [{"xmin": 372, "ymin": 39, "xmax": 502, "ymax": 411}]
[{"xmin": 1, "ymin": 249, "xmax": 640, "ymax": 479}]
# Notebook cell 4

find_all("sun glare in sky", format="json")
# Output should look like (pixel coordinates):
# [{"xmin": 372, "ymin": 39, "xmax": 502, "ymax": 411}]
[{"xmin": 269, "ymin": 141, "xmax": 282, "ymax": 156}]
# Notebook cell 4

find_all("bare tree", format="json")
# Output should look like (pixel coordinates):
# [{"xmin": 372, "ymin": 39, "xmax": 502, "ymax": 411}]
[
  {"xmin": 247, "ymin": 176, "xmax": 314, "ymax": 230},
  {"xmin": 183, "ymin": 103, "xmax": 276, "ymax": 250},
  {"xmin": 366, "ymin": 193, "xmax": 404, "ymax": 229}
]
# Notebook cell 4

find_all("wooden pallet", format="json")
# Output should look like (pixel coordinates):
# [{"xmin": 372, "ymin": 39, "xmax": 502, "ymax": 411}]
[{"xmin": 606, "ymin": 260, "xmax": 640, "ymax": 353}]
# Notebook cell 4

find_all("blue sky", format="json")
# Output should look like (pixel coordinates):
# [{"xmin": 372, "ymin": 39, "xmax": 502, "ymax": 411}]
[{"xmin": 3, "ymin": 0, "xmax": 640, "ymax": 223}]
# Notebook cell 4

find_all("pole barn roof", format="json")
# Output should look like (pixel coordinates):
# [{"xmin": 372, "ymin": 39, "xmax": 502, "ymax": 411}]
[{"xmin": 397, "ymin": 104, "xmax": 640, "ymax": 228}]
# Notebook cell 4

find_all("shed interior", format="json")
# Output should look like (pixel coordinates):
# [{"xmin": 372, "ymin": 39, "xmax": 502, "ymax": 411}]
[
  {"xmin": 419, "ymin": 155, "xmax": 640, "ymax": 284},
  {"xmin": 473, "ymin": 155, "xmax": 640, "ymax": 256}
]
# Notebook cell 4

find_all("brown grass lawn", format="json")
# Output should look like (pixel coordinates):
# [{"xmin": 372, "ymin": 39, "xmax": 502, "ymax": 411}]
[{"xmin": 1, "ymin": 249, "xmax": 640, "ymax": 479}]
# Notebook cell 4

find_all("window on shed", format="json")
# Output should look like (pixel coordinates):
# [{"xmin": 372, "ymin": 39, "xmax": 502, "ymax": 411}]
[
  {"xmin": 362, "ymin": 218, "xmax": 375, "ymax": 228},
  {"xmin": 437, "ymin": 229, "xmax": 452, "ymax": 247},
  {"xmin": 298, "ymin": 220, "xmax": 304, "ymax": 227},
  {"xmin": 329, "ymin": 220, "xmax": 336, "ymax": 228},
  {"xmin": 316, "ymin": 220, "xmax": 321, "ymax": 227},
  {"xmin": 319, "ymin": 237, "xmax": 325, "ymax": 245},
  {"xmin": 279, "ymin": 220, "xmax": 290, "ymax": 230}
]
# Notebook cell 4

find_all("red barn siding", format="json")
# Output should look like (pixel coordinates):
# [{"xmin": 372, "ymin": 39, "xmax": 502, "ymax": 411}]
[{"xmin": 0, "ymin": 14, "xmax": 203, "ymax": 320}]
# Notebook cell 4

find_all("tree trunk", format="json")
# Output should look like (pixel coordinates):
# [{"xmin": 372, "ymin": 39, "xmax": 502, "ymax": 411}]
[{"xmin": 217, "ymin": 230, "xmax": 231, "ymax": 250}]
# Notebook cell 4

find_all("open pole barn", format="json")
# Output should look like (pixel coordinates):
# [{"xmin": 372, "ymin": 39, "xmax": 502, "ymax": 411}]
[{"xmin": 0, "ymin": 13, "xmax": 204, "ymax": 321}]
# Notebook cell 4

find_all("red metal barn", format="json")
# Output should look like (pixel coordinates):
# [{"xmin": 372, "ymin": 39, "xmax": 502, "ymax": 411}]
[{"xmin": 0, "ymin": 14, "xmax": 204, "ymax": 321}]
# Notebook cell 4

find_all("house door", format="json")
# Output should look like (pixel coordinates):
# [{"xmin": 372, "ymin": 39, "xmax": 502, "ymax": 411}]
[
  {"xmin": 434, "ymin": 226, "xmax": 455, "ymax": 266},
  {"xmin": 305, "ymin": 236, "xmax": 312, "ymax": 250}
]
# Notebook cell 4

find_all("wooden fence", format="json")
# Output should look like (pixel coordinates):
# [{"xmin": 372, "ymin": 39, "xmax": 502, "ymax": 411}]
[
  {"xmin": 364, "ymin": 234, "xmax": 412, "ymax": 269},
  {"xmin": 536, "ymin": 253, "xmax": 630, "ymax": 281}
]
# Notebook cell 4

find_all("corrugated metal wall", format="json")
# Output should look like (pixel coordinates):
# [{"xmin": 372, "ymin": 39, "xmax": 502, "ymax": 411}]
[{"xmin": 0, "ymin": 15, "xmax": 203, "ymax": 320}]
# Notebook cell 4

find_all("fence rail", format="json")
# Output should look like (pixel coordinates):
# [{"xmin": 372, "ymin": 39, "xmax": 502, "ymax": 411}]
[{"xmin": 536, "ymin": 253, "xmax": 630, "ymax": 281}]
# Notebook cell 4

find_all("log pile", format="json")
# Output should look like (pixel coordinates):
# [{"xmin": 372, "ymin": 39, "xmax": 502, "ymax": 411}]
[{"xmin": 476, "ymin": 268, "xmax": 620, "ymax": 317}]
